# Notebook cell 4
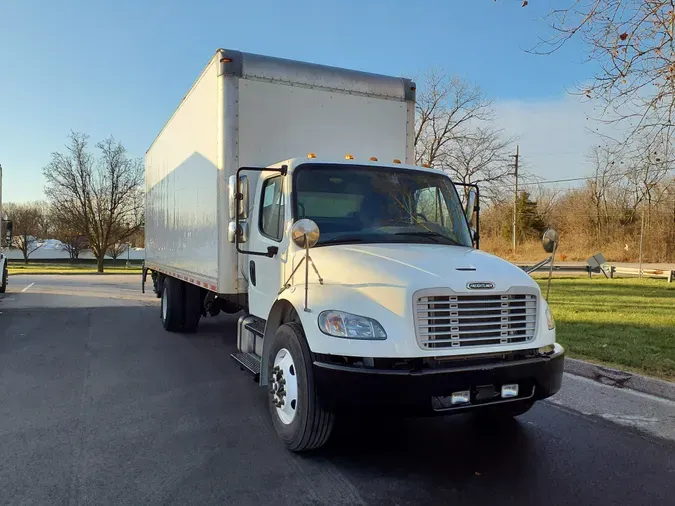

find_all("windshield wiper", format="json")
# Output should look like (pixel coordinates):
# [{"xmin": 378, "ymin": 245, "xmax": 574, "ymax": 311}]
[
  {"xmin": 393, "ymin": 231, "xmax": 461, "ymax": 246},
  {"xmin": 319, "ymin": 236, "xmax": 366, "ymax": 246}
]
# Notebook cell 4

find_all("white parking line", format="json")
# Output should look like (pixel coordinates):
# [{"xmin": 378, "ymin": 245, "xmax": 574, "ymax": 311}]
[{"xmin": 21, "ymin": 282, "xmax": 35, "ymax": 293}]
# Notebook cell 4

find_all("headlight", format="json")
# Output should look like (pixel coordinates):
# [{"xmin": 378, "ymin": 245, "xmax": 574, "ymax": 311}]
[
  {"xmin": 545, "ymin": 304, "xmax": 555, "ymax": 330},
  {"xmin": 318, "ymin": 311, "xmax": 387, "ymax": 340}
]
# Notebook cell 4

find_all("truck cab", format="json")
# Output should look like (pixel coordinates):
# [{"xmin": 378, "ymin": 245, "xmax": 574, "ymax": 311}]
[{"xmin": 229, "ymin": 156, "xmax": 563, "ymax": 451}]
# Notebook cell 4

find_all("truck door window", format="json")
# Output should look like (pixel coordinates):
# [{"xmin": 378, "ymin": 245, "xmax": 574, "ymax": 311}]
[{"xmin": 260, "ymin": 176, "xmax": 285, "ymax": 241}]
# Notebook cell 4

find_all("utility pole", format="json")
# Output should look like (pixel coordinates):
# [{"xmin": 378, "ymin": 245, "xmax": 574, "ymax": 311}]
[
  {"xmin": 638, "ymin": 205, "xmax": 645, "ymax": 279},
  {"xmin": 511, "ymin": 145, "xmax": 519, "ymax": 253}
]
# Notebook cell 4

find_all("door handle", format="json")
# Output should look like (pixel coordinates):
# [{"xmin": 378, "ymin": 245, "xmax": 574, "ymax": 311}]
[{"xmin": 249, "ymin": 260, "xmax": 257, "ymax": 286}]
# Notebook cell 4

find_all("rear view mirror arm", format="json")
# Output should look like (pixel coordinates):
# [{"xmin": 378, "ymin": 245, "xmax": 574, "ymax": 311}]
[{"xmin": 453, "ymin": 181, "xmax": 480, "ymax": 249}]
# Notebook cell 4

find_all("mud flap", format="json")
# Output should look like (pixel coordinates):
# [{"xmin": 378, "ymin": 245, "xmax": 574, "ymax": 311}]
[{"xmin": 141, "ymin": 265, "xmax": 148, "ymax": 293}]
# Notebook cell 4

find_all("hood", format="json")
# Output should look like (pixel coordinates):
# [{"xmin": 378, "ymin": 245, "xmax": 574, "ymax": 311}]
[{"xmin": 304, "ymin": 243, "xmax": 538, "ymax": 294}]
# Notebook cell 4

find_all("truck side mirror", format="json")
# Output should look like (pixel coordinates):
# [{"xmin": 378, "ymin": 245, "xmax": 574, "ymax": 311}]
[
  {"xmin": 228, "ymin": 175, "xmax": 249, "ymax": 219},
  {"xmin": 228, "ymin": 221, "xmax": 249, "ymax": 244},
  {"xmin": 228, "ymin": 175, "xmax": 249, "ymax": 244},
  {"xmin": 464, "ymin": 188, "xmax": 477, "ymax": 226},
  {"xmin": 291, "ymin": 219, "xmax": 320, "ymax": 249},
  {"xmin": 542, "ymin": 228, "xmax": 559, "ymax": 254}
]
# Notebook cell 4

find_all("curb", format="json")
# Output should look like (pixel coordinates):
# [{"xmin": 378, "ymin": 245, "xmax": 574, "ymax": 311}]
[
  {"xmin": 565, "ymin": 357, "xmax": 675, "ymax": 402},
  {"xmin": 8, "ymin": 272, "xmax": 141, "ymax": 276}
]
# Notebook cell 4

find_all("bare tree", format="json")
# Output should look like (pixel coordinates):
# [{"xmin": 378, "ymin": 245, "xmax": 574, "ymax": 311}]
[
  {"xmin": 535, "ymin": 1, "xmax": 675, "ymax": 143},
  {"xmin": 43, "ymin": 132, "xmax": 143, "ymax": 272},
  {"xmin": 50, "ymin": 208, "xmax": 88, "ymax": 259},
  {"xmin": 625, "ymin": 131, "xmax": 673, "ymax": 227},
  {"xmin": 443, "ymin": 126, "xmax": 515, "ymax": 201},
  {"xmin": 106, "ymin": 242, "xmax": 128, "ymax": 262},
  {"xmin": 413, "ymin": 70, "xmax": 517, "ymax": 203},
  {"xmin": 414, "ymin": 70, "xmax": 494, "ymax": 167},
  {"xmin": 4, "ymin": 202, "xmax": 48, "ymax": 263},
  {"xmin": 587, "ymin": 143, "xmax": 622, "ymax": 241}
]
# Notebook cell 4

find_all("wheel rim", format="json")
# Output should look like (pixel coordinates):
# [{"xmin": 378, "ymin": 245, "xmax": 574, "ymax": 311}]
[
  {"xmin": 161, "ymin": 287, "xmax": 168, "ymax": 321},
  {"xmin": 271, "ymin": 348, "xmax": 298, "ymax": 425}
]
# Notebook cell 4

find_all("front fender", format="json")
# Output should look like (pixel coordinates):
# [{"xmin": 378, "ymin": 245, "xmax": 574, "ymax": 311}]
[
  {"xmin": 260, "ymin": 283, "xmax": 408, "ymax": 384},
  {"xmin": 269, "ymin": 282, "xmax": 409, "ymax": 356}
]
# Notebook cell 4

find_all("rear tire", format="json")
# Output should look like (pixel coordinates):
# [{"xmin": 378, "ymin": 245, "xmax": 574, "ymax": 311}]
[
  {"xmin": 182, "ymin": 283, "xmax": 202, "ymax": 333},
  {"xmin": 161, "ymin": 277, "xmax": 183, "ymax": 332},
  {"xmin": 268, "ymin": 322, "xmax": 334, "ymax": 452}
]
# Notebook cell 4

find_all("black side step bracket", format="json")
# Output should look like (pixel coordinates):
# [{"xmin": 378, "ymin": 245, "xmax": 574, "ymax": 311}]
[
  {"xmin": 244, "ymin": 318, "xmax": 265, "ymax": 337},
  {"xmin": 231, "ymin": 352, "xmax": 261, "ymax": 382}
]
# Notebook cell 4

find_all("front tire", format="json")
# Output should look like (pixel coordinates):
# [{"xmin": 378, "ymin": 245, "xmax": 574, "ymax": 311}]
[
  {"xmin": 161, "ymin": 277, "xmax": 183, "ymax": 332},
  {"xmin": 268, "ymin": 322, "xmax": 334, "ymax": 452}
]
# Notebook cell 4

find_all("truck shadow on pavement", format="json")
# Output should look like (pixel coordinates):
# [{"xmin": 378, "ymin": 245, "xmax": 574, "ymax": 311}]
[{"xmin": 321, "ymin": 413, "xmax": 539, "ymax": 494}]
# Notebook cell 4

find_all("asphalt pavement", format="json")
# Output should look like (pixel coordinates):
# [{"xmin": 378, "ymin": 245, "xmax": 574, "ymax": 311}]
[{"xmin": 1, "ymin": 275, "xmax": 674, "ymax": 505}]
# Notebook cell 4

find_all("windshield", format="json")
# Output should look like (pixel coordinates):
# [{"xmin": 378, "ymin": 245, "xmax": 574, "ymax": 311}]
[{"xmin": 293, "ymin": 164, "xmax": 472, "ymax": 247}]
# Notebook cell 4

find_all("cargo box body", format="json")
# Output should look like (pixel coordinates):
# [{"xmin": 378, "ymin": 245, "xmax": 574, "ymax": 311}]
[{"xmin": 145, "ymin": 49, "xmax": 415, "ymax": 295}]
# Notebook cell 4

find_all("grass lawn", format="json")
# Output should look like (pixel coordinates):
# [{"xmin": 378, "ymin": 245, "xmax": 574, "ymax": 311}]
[
  {"xmin": 8, "ymin": 263, "xmax": 142, "ymax": 275},
  {"xmin": 539, "ymin": 278, "xmax": 675, "ymax": 381}
]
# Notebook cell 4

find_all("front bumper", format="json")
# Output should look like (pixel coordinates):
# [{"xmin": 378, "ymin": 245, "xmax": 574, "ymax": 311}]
[{"xmin": 313, "ymin": 344, "xmax": 564, "ymax": 415}]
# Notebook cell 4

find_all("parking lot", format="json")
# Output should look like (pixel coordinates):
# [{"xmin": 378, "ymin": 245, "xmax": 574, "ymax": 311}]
[{"xmin": 1, "ymin": 275, "xmax": 674, "ymax": 505}]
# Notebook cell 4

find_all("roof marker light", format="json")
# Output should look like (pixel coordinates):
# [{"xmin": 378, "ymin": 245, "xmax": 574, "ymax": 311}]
[
  {"xmin": 422, "ymin": 163, "xmax": 430, "ymax": 168},
  {"xmin": 307, "ymin": 153, "xmax": 317, "ymax": 159},
  {"xmin": 369, "ymin": 157, "xmax": 378, "ymax": 161},
  {"xmin": 345, "ymin": 154, "xmax": 354, "ymax": 160},
  {"xmin": 220, "ymin": 57, "xmax": 233, "ymax": 63},
  {"xmin": 392, "ymin": 159, "xmax": 401, "ymax": 164}
]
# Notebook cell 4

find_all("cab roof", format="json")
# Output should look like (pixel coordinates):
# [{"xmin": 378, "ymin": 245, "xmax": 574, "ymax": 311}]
[{"xmin": 270, "ymin": 157, "xmax": 445, "ymax": 177}]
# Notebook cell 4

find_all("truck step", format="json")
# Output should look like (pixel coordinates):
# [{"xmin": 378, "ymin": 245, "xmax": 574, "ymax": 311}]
[
  {"xmin": 243, "ymin": 317, "xmax": 266, "ymax": 337},
  {"xmin": 231, "ymin": 352, "xmax": 261, "ymax": 380}
]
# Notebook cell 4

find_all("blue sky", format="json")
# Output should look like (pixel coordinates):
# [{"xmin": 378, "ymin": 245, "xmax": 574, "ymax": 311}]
[{"xmin": 0, "ymin": 0, "xmax": 594, "ymax": 202}]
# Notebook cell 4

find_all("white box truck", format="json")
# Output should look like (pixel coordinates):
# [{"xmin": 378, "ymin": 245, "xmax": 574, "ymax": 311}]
[{"xmin": 143, "ymin": 49, "xmax": 564, "ymax": 451}]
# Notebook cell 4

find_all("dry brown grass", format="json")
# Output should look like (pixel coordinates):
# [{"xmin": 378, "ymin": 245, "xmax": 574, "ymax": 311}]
[{"xmin": 482, "ymin": 236, "xmax": 661, "ymax": 263}]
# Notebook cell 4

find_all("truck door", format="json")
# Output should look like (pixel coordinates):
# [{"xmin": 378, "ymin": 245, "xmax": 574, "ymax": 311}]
[{"xmin": 246, "ymin": 174, "xmax": 288, "ymax": 318}]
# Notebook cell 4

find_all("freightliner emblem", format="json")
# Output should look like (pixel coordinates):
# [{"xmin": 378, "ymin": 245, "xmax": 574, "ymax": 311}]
[{"xmin": 467, "ymin": 282, "xmax": 495, "ymax": 290}]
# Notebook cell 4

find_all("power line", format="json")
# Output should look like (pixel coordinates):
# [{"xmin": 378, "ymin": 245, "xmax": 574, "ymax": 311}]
[{"xmin": 502, "ymin": 167, "xmax": 675, "ymax": 188}]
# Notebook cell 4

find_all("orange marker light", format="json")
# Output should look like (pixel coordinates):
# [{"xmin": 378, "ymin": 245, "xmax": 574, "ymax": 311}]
[
  {"xmin": 220, "ymin": 57, "xmax": 233, "ymax": 63},
  {"xmin": 369, "ymin": 157, "xmax": 378, "ymax": 161},
  {"xmin": 392, "ymin": 159, "xmax": 401, "ymax": 164},
  {"xmin": 345, "ymin": 154, "xmax": 354, "ymax": 160},
  {"xmin": 307, "ymin": 153, "xmax": 317, "ymax": 159},
  {"xmin": 422, "ymin": 163, "xmax": 430, "ymax": 168}
]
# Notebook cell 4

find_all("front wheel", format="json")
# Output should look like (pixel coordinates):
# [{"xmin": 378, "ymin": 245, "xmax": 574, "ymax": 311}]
[{"xmin": 268, "ymin": 322, "xmax": 334, "ymax": 452}]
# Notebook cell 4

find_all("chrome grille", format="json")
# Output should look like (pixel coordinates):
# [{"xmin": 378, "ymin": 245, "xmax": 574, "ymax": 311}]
[{"xmin": 415, "ymin": 291, "xmax": 537, "ymax": 349}]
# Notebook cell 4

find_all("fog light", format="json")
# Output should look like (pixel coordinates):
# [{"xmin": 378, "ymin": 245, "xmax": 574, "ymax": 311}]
[
  {"xmin": 538, "ymin": 344, "xmax": 555, "ymax": 355},
  {"xmin": 451, "ymin": 390, "xmax": 471, "ymax": 405},
  {"xmin": 501, "ymin": 384, "xmax": 519, "ymax": 398}
]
